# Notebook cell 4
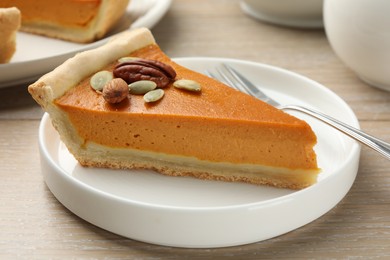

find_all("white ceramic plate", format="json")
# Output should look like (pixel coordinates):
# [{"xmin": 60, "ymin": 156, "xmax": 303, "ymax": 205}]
[
  {"xmin": 39, "ymin": 57, "xmax": 360, "ymax": 248},
  {"xmin": 0, "ymin": 0, "xmax": 171, "ymax": 88}
]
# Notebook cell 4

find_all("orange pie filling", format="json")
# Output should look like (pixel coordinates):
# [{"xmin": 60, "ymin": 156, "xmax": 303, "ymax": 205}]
[
  {"xmin": 55, "ymin": 45, "xmax": 319, "ymax": 174},
  {"xmin": 27, "ymin": 28, "xmax": 320, "ymax": 189},
  {"xmin": 0, "ymin": 0, "xmax": 101, "ymax": 28}
]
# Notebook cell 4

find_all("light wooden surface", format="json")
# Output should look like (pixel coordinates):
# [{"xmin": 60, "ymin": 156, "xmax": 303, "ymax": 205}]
[{"xmin": 1, "ymin": 0, "xmax": 390, "ymax": 258}]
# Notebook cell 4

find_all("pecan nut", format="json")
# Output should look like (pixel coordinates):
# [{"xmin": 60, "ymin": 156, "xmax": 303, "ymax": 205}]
[{"xmin": 113, "ymin": 58, "xmax": 176, "ymax": 88}]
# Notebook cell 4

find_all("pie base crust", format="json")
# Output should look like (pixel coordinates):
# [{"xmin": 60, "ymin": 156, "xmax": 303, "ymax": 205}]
[{"xmin": 0, "ymin": 7, "xmax": 21, "ymax": 63}]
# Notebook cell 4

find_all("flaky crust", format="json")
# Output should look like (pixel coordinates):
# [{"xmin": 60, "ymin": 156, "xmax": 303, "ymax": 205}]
[
  {"xmin": 29, "ymin": 28, "xmax": 155, "ymax": 105},
  {"xmin": 0, "ymin": 7, "xmax": 21, "ymax": 63},
  {"xmin": 20, "ymin": 0, "xmax": 130, "ymax": 43},
  {"xmin": 78, "ymin": 142, "xmax": 319, "ymax": 190}
]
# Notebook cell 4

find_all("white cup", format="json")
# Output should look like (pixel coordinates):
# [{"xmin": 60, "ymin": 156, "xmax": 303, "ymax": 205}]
[
  {"xmin": 240, "ymin": 0, "xmax": 323, "ymax": 28},
  {"xmin": 324, "ymin": 0, "xmax": 390, "ymax": 91}
]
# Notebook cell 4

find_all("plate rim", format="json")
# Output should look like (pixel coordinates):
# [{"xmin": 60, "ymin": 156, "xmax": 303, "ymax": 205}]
[
  {"xmin": 38, "ymin": 57, "xmax": 361, "ymax": 247},
  {"xmin": 44, "ymin": 57, "xmax": 362, "ymax": 210}
]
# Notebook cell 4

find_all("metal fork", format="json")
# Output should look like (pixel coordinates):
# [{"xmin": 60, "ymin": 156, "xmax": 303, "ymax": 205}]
[{"xmin": 206, "ymin": 63, "xmax": 390, "ymax": 160}]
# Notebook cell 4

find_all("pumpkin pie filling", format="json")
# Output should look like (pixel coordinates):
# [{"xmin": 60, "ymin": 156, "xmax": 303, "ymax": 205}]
[
  {"xmin": 55, "ymin": 44, "xmax": 318, "ymax": 170},
  {"xmin": 30, "ymin": 28, "xmax": 320, "ymax": 189},
  {"xmin": 0, "ymin": 0, "xmax": 100, "ymax": 28}
]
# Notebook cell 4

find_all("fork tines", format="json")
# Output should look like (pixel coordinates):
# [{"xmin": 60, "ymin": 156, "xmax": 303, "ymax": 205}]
[{"xmin": 206, "ymin": 63, "xmax": 280, "ymax": 107}]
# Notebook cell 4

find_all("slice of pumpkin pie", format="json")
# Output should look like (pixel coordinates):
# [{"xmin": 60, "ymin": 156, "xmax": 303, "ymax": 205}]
[
  {"xmin": 29, "ymin": 28, "xmax": 320, "ymax": 189},
  {"xmin": 0, "ymin": 0, "xmax": 129, "ymax": 43}
]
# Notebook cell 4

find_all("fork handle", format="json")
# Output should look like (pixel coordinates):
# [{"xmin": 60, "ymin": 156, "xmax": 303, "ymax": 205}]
[{"xmin": 281, "ymin": 105, "xmax": 390, "ymax": 160}]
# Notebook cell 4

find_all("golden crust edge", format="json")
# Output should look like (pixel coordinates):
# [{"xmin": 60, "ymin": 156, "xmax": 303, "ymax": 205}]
[
  {"xmin": 74, "ymin": 142, "xmax": 320, "ymax": 190},
  {"xmin": 28, "ymin": 27, "xmax": 155, "ymax": 107},
  {"xmin": 0, "ymin": 7, "xmax": 21, "ymax": 63}
]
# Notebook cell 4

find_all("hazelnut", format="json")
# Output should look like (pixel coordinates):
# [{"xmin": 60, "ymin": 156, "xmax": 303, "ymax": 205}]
[{"xmin": 102, "ymin": 78, "xmax": 129, "ymax": 104}]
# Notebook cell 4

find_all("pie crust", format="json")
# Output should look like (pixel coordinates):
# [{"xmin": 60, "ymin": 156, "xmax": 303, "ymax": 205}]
[{"xmin": 0, "ymin": 7, "xmax": 21, "ymax": 63}]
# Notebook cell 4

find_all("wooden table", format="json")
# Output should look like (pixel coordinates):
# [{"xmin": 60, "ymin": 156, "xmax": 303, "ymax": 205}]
[{"xmin": 1, "ymin": 0, "xmax": 389, "ymax": 258}]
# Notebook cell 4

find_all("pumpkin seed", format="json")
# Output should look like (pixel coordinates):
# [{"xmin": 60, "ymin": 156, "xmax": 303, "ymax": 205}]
[
  {"xmin": 173, "ymin": 79, "xmax": 201, "ymax": 92},
  {"xmin": 143, "ymin": 89, "xmax": 164, "ymax": 103},
  {"xmin": 129, "ymin": 80, "xmax": 157, "ymax": 94},
  {"xmin": 90, "ymin": 70, "xmax": 113, "ymax": 91},
  {"xmin": 118, "ymin": 56, "xmax": 139, "ymax": 63}
]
